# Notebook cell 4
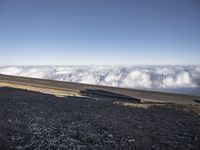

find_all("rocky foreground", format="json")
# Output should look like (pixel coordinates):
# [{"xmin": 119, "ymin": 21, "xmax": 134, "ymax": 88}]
[{"xmin": 0, "ymin": 87, "xmax": 200, "ymax": 150}]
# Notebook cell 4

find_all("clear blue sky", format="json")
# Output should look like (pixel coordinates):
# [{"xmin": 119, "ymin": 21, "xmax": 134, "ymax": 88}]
[{"xmin": 0, "ymin": 0, "xmax": 200, "ymax": 65}]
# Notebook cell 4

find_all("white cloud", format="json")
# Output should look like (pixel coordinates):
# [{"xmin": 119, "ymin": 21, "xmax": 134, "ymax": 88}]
[{"xmin": 0, "ymin": 65, "xmax": 199, "ymax": 95}]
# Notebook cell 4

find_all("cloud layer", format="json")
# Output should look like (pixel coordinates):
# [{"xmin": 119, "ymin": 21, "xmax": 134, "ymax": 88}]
[{"xmin": 0, "ymin": 65, "xmax": 200, "ymax": 96}]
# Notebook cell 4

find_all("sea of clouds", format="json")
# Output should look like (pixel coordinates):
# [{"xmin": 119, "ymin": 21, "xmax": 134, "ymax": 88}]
[{"xmin": 0, "ymin": 65, "xmax": 200, "ymax": 96}]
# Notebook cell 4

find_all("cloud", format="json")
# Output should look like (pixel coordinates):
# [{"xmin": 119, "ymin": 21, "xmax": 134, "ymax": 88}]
[{"xmin": 0, "ymin": 65, "xmax": 199, "ymax": 95}]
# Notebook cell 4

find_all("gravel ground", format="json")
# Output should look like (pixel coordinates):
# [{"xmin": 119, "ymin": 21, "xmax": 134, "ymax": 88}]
[{"xmin": 0, "ymin": 87, "xmax": 200, "ymax": 150}]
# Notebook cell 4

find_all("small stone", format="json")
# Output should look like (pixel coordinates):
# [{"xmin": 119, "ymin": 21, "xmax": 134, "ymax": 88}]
[
  {"xmin": 128, "ymin": 139, "xmax": 135, "ymax": 142},
  {"xmin": 108, "ymin": 134, "xmax": 113, "ymax": 138}
]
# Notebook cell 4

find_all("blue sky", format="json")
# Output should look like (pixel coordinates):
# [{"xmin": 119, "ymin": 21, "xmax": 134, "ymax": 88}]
[{"xmin": 0, "ymin": 0, "xmax": 200, "ymax": 65}]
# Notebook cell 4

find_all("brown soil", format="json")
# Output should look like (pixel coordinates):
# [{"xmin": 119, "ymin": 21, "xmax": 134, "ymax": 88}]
[{"xmin": 0, "ymin": 87, "xmax": 200, "ymax": 150}]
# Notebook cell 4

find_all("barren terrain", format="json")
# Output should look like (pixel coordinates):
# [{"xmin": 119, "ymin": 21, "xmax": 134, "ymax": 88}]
[{"xmin": 0, "ymin": 87, "xmax": 200, "ymax": 149}]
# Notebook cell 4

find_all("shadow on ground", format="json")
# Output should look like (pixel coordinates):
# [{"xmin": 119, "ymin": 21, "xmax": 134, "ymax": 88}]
[
  {"xmin": 80, "ymin": 89, "xmax": 141, "ymax": 102},
  {"xmin": 0, "ymin": 87, "xmax": 200, "ymax": 150}
]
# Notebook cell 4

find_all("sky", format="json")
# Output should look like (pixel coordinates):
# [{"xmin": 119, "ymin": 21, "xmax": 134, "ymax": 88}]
[{"xmin": 0, "ymin": 0, "xmax": 200, "ymax": 65}]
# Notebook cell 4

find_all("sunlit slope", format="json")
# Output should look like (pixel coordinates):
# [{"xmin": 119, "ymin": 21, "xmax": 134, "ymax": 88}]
[{"xmin": 0, "ymin": 74, "xmax": 200, "ymax": 104}]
